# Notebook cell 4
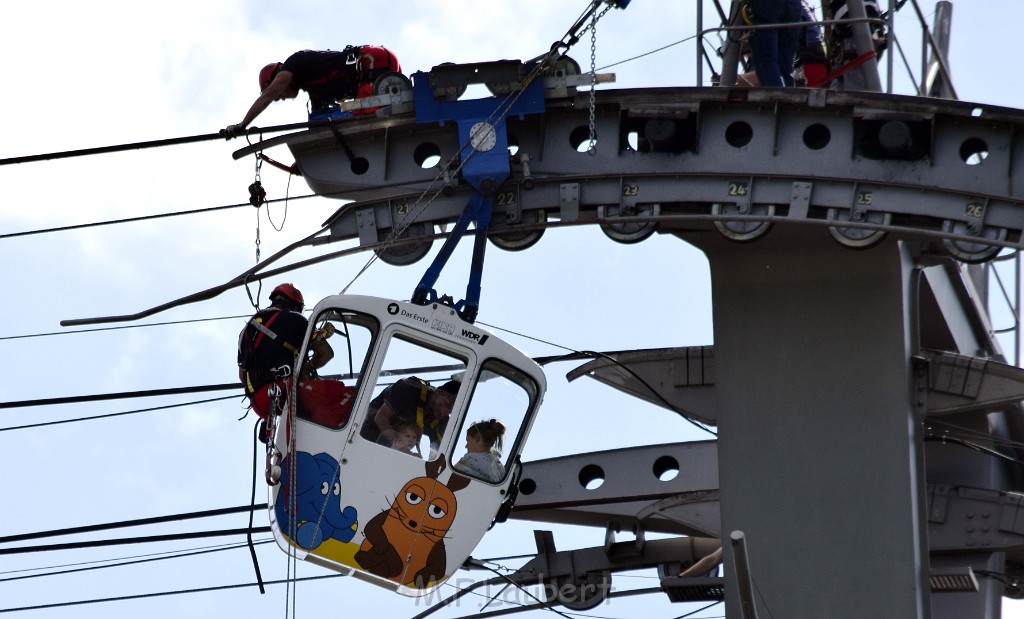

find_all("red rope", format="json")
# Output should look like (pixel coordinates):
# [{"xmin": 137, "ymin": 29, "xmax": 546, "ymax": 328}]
[
  {"xmin": 808, "ymin": 50, "xmax": 877, "ymax": 88},
  {"xmin": 259, "ymin": 153, "xmax": 301, "ymax": 176}
]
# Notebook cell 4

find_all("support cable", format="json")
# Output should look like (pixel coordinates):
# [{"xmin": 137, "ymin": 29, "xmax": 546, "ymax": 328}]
[
  {"xmin": 0, "ymin": 504, "xmax": 267, "ymax": 545},
  {"xmin": 0, "ymin": 173, "xmax": 465, "ymax": 241},
  {"xmin": 1, "ymin": 314, "xmax": 251, "ymax": 342},
  {"xmin": 0, "ymin": 120, "xmax": 333, "ymax": 167},
  {"xmin": 470, "ymin": 562, "xmax": 575, "ymax": 619},
  {"xmin": 247, "ymin": 420, "xmax": 267, "ymax": 594},
  {"xmin": 0, "ymin": 574, "xmax": 343, "ymax": 614},
  {"xmin": 0, "ymin": 527, "xmax": 271, "ymax": 555},
  {"xmin": 477, "ymin": 319, "xmax": 718, "ymax": 435},
  {"xmin": 0, "ymin": 539, "xmax": 273, "ymax": 583},
  {"xmin": 0, "ymin": 395, "xmax": 238, "ymax": 432},
  {"xmin": 0, "ymin": 200, "xmax": 258, "ymax": 240},
  {"xmin": 0, "ymin": 382, "xmax": 239, "ymax": 410},
  {"xmin": 60, "ymin": 221, "xmax": 333, "ymax": 326}
]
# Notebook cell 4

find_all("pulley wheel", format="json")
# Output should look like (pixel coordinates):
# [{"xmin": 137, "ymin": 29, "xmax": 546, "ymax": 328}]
[
  {"xmin": 826, "ymin": 207, "xmax": 891, "ymax": 249},
  {"xmin": 374, "ymin": 225, "xmax": 433, "ymax": 266},
  {"xmin": 372, "ymin": 71, "xmax": 412, "ymax": 97},
  {"xmin": 435, "ymin": 62, "xmax": 466, "ymax": 100},
  {"xmin": 545, "ymin": 55, "xmax": 582, "ymax": 79},
  {"xmin": 546, "ymin": 571, "xmax": 611, "ymax": 611},
  {"xmin": 942, "ymin": 220, "xmax": 1006, "ymax": 264},
  {"xmin": 489, "ymin": 209, "xmax": 546, "ymax": 251},
  {"xmin": 598, "ymin": 203, "xmax": 660, "ymax": 244},
  {"xmin": 712, "ymin": 202, "xmax": 774, "ymax": 242},
  {"xmin": 486, "ymin": 81, "xmax": 515, "ymax": 96},
  {"xmin": 1004, "ymin": 564, "xmax": 1024, "ymax": 599}
]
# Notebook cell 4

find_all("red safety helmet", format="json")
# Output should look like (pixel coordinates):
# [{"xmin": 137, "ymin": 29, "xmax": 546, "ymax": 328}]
[
  {"xmin": 259, "ymin": 62, "xmax": 283, "ymax": 91},
  {"xmin": 270, "ymin": 283, "xmax": 304, "ymax": 311}
]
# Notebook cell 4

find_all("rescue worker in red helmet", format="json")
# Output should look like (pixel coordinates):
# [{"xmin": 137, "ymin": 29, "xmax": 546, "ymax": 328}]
[
  {"xmin": 222, "ymin": 46, "xmax": 401, "ymax": 138},
  {"xmin": 237, "ymin": 283, "xmax": 334, "ymax": 420}
]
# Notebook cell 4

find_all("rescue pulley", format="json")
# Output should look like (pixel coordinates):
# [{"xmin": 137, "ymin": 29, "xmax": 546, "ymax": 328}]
[{"xmin": 248, "ymin": 181, "xmax": 266, "ymax": 207}]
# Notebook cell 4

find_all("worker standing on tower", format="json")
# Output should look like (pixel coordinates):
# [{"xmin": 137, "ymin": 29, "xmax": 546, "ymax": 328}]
[
  {"xmin": 222, "ymin": 45, "xmax": 401, "ymax": 138},
  {"xmin": 744, "ymin": 0, "xmax": 803, "ymax": 87}
]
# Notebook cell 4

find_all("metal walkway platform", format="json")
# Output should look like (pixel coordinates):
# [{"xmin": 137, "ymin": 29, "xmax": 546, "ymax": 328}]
[{"xmin": 237, "ymin": 86, "xmax": 1024, "ymax": 264}]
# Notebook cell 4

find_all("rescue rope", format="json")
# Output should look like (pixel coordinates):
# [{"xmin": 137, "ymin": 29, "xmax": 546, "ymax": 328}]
[
  {"xmin": 248, "ymin": 421, "xmax": 267, "ymax": 594},
  {"xmin": 808, "ymin": 50, "xmax": 878, "ymax": 88},
  {"xmin": 0, "ymin": 119, "xmax": 335, "ymax": 167},
  {"xmin": 283, "ymin": 379, "xmax": 300, "ymax": 619}
]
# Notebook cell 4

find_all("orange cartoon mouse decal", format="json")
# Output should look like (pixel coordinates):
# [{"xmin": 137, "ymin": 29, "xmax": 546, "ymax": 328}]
[{"xmin": 355, "ymin": 454, "xmax": 471, "ymax": 588}]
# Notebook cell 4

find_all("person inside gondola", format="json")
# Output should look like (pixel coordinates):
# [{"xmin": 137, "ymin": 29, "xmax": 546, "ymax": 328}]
[
  {"xmin": 237, "ymin": 283, "xmax": 334, "ymax": 425},
  {"xmin": 221, "ymin": 45, "xmax": 401, "ymax": 138},
  {"xmin": 454, "ymin": 419, "xmax": 506, "ymax": 483},
  {"xmin": 386, "ymin": 421, "xmax": 423, "ymax": 457},
  {"xmin": 361, "ymin": 377, "xmax": 460, "ymax": 455}
]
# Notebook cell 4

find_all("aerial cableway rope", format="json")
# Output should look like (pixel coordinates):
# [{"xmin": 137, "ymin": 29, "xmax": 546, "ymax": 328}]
[
  {"xmin": 1, "ymin": 314, "xmax": 251, "ymax": 342},
  {"xmin": 0, "ymin": 574, "xmax": 343, "ymax": 615},
  {"xmin": 0, "ymin": 527, "xmax": 271, "ymax": 556},
  {"xmin": 0, "ymin": 539, "xmax": 273, "ymax": 583},
  {"xmin": 0, "ymin": 504, "xmax": 267, "ymax": 546},
  {"xmin": 0, "ymin": 201, "xmax": 256, "ymax": 241},
  {"xmin": 1, "ymin": 168, "xmax": 474, "ymax": 242},
  {"xmin": 59, "ymin": 224, "xmax": 469, "ymax": 327},
  {"xmin": 0, "ymin": 383, "xmax": 239, "ymax": 410},
  {"xmin": 0, "ymin": 395, "xmax": 237, "ymax": 432},
  {"xmin": 0, "ymin": 120, "xmax": 329, "ymax": 167}
]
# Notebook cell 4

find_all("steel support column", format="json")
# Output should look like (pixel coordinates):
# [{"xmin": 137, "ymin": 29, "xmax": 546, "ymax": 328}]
[{"xmin": 693, "ymin": 229, "xmax": 929, "ymax": 618}]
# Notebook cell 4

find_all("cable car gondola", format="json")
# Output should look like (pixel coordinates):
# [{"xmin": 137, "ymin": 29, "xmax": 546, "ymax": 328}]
[{"xmin": 267, "ymin": 294, "xmax": 545, "ymax": 595}]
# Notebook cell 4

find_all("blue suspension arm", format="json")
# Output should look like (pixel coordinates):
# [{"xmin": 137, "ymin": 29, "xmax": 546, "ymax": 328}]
[{"xmin": 412, "ymin": 192, "xmax": 493, "ymax": 323}]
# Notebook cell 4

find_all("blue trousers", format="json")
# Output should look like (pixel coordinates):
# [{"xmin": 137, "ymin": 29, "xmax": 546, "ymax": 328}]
[{"xmin": 748, "ymin": 0, "xmax": 802, "ymax": 87}]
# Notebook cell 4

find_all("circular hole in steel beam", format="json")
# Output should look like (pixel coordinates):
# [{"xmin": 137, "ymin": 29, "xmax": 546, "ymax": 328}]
[
  {"xmin": 725, "ymin": 121, "xmax": 753, "ymax": 148},
  {"xmin": 519, "ymin": 477, "xmax": 537, "ymax": 495},
  {"xmin": 653, "ymin": 455, "xmax": 680, "ymax": 481},
  {"xmin": 959, "ymin": 137, "xmax": 989, "ymax": 166},
  {"xmin": 569, "ymin": 125, "xmax": 596, "ymax": 153},
  {"xmin": 578, "ymin": 464, "xmax": 606, "ymax": 490},
  {"xmin": 507, "ymin": 133, "xmax": 520, "ymax": 156},
  {"xmin": 350, "ymin": 157, "xmax": 369, "ymax": 175},
  {"xmin": 413, "ymin": 142, "xmax": 442, "ymax": 169},
  {"xmin": 802, "ymin": 123, "xmax": 831, "ymax": 150}
]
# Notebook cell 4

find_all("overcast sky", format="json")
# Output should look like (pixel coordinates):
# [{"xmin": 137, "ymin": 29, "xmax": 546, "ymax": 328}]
[{"xmin": 1, "ymin": 1, "xmax": 1021, "ymax": 618}]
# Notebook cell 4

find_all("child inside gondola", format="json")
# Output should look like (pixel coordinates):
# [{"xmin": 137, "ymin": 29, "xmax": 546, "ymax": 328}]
[
  {"xmin": 454, "ymin": 419, "xmax": 506, "ymax": 482},
  {"xmin": 386, "ymin": 421, "xmax": 422, "ymax": 457}
]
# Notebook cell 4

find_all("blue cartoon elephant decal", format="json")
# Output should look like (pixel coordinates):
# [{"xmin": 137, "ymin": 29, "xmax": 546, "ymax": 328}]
[{"xmin": 275, "ymin": 451, "xmax": 358, "ymax": 550}]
